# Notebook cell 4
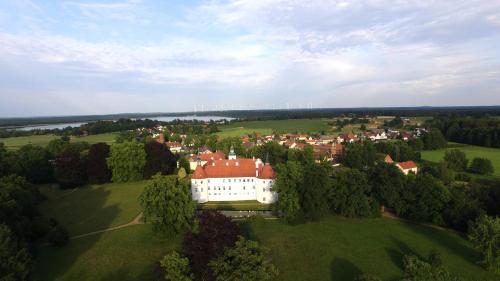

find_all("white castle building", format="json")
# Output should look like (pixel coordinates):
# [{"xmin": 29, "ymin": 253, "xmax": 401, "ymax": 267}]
[{"xmin": 191, "ymin": 147, "xmax": 278, "ymax": 204}]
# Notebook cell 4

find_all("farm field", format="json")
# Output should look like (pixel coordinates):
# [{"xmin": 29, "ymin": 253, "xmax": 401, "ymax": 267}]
[
  {"xmin": 1, "ymin": 133, "xmax": 118, "ymax": 150},
  {"xmin": 217, "ymin": 119, "xmax": 334, "ymax": 138},
  {"xmin": 421, "ymin": 142, "xmax": 500, "ymax": 177},
  {"xmin": 34, "ymin": 181, "xmax": 497, "ymax": 281}
]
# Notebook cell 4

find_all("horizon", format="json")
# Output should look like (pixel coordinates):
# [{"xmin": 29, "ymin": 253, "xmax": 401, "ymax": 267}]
[{"xmin": 1, "ymin": 0, "xmax": 500, "ymax": 117}]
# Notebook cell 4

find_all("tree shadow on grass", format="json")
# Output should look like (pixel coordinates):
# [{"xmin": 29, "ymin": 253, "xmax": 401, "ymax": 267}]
[
  {"xmin": 403, "ymin": 222, "xmax": 481, "ymax": 265},
  {"xmin": 33, "ymin": 184, "xmax": 121, "ymax": 281},
  {"xmin": 330, "ymin": 258, "xmax": 362, "ymax": 281},
  {"xmin": 385, "ymin": 236, "xmax": 421, "ymax": 271}
]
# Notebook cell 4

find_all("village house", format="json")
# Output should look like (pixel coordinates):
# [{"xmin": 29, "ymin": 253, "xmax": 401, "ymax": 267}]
[
  {"xmin": 191, "ymin": 147, "xmax": 277, "ymax": 204},
  {"xmin": 396, "ymin": 161, "xmax": 419, "ymax": 175}
]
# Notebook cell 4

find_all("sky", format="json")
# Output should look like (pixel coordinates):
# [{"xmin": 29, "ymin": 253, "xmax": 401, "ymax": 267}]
[{"xmin": 0, "ymin": 0, "xmax": 500, "ymax": 117}]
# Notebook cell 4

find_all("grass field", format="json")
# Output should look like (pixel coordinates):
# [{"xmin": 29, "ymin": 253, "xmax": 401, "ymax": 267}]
[
  {"xmin": 217, "ymin": 119, "xmax": 334, "ymax": 138},
  {"xmin": 1, "ymin": 133, "xmax": 118, "ymax": 150},
  {"xmin": 34, "ymin": 225, "xmax": 181, "ymax": 281},
  {"xmin": 38, "ymin": 180, "xmax": 148, "ymax": 236},
  {"xmin": 421, "ymin": 142, "xmax": 500, "ymax": 177},
  {"xmin": 33, "ymin": 161, "xmax": 497, "ymax": 281},
  {"xmin": 246, "ymin": 217, "xmax": 497, "ymax": 281},
  {"xmin": 198, "ymin": 200, "xmax": 272, "ymax": 211}
]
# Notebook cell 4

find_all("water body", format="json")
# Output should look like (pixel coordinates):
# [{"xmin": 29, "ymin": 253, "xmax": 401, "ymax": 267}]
[{"xmin": 13, "ymin": 116, "xmax": 233, "ymax": 131}]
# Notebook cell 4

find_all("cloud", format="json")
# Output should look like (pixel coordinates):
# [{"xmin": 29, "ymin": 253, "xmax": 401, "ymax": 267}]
[{"xmin": 0, "ymin": 0, "xmax": 499, "ymax": 116}]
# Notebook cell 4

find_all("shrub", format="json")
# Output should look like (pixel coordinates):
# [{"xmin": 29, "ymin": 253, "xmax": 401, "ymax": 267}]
[{"xmin": 469, "ymin": 157, "xmax": 494, "ymax": 175}]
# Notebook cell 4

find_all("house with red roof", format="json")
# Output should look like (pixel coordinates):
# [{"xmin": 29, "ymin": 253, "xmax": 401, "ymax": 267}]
[
  {"xmin": 187, "ymin": 151, "xmax": 226, "ymax": 170},
  {"xmin": 396, "ymin": 161, "xmax": 418, "ymax": 175},
  {"xmin": 191, "ymin": 146, "xmax": 277, "ymax": 203}
]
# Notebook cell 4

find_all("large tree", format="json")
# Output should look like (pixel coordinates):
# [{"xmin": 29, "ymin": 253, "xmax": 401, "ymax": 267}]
[
  {"xmin": 469, "ymin": 157, "xmax": 494, "ymax": 175},
  {"xmin": 182, "ymin": 211, "xmax": 241, "ymax": 281},
  {"xmin": 140, "ymin": 174, "xmax": 195, "ymax": 234},
  {"xmin": 54, "ymin": 146, "xmax": 88, "ymax": 189},
  {"xmin": 209, "ymin": 236, "xmax": 278, "ymax": 281},
  {"xmin": 0, "ymin": 143, "xmax": 9, "ymax": 177},
  {"xmin": 423, "ymin": 130, "xmax": 447, "ymax": 150},
  {"xmin": 273, "ymin": 161, "xmax": 303, "ymax": 222},
  {"xmin": 468, "ymin": 215, "xmax": 500, "ymax": 273},
  {"xmin": 369, "ymin": 163, "xmax": 407, "ymax": 214},
  {"xmin": 12, "ymin": 145, "xmax": 53, "ymax": 184},
  {"xmin": 87, "ymin": 143, "xmax": 112, "ymax": 184},
  {"xmin": 329, "ymin": 168, "xmax": 379, "ymax": 218},
  {"xmin": 143, "ymin": 141, "xmax": 177, "ymax": 179},
  {"xmin": 107, "ymin": 141, "xmax": 146, "ymax": 182},
  {"xmin": 444, "ymin": 149, "xmax": 468, "ymax": 172},
  {"xmin": 0, "ymin": 224, "xmax": 32, "ymax": 281},
  {"xmin": 400, "ymin": 174, "xmax": 450, "ymax": 225},
  {"xmin": 299, "ymin": 162, "xmax": 330, "ymax": 221}
]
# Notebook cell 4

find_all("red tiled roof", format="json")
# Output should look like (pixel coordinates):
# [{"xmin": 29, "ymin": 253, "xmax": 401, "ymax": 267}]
[
  {"xmin": 191, "ymin": 158, "xmax": 275, "ymax": 179},
  {"xmin": 199, "ymin": 151, "xmax": 225, "ymax": 161},
  {"xmin": 384, "ymin": 154, "xmax": 394, "ymax": 163},
  {"xmin": 192, "ymin": 165, "xmax": 207, "ymax": 179},
  {"xmin": 397, "ymin": 161, "xmax": 417, "ymax": 170}
]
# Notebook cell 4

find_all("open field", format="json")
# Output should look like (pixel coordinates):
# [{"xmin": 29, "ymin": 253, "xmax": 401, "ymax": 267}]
[
  {"xmin": 38, "ymin": 180, "xmax": 148, "ymax": 236},
  {"xmin": 34, "ymin": 181, "xmax": 497, "ymax": 281},
  {"xmin": 0, "ymin": 133, "xmax": 118, "ymax": 150},
  {"xmin": 247, "ymin": 217, "xmax": 497, "ymax": 281},
  {"xmin": 198, "ymin": 200, "xmax": 272, "ymax": 211},
  {"xmin": 34, "ymin": 225, "xmax": 181, "ymax": 281},
  {"xmin": 217, "ymin": 119, "xmax": 334, "ymax": 138},
  {"xmin": 421, "ymin": 142, "xmax": 500, "ymax": 177}
]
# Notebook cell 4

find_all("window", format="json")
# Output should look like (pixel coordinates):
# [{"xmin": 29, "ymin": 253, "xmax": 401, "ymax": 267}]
[
  {"xmin": 243, "ymin": 179, "xmax": 246, "ymax": 182},
  {"xmin": 223, "ymin": 187, "xmax": 225, "ymax": 190},
  {"xmin": 262, "ymin": 188, "xmax": 265, "ymax": 192},
  {"xmin": 194, "ymin": 180, "xmax": 197, "ymax": 184},
  {"xmin": 229, "ymin": 187, "xmax": 231, "ymax": 190},
  {"xmin": 229, "ymin": 179, "xmax": 231, "ymax": 182},
  {"xmin": 263, "ymin": 197, "xmax": 266, "ymax": 202},
  {"xmin": 243, "ymin": 186, "xmax": 246, "ymax": 190},
  {"xmin": 208, "ymin": 179, "xmax": 210, "ymax": 183},
  {"xmin": 208, "ymin": 187, "xmax": 210, "ymax": 191},
  {"xmin": 201, "ymin": 188, "xmax": 203, "ymax": 192},
  {"xmin": 194, "ymin": 188, "xmax": 198, "ymax": 192}
]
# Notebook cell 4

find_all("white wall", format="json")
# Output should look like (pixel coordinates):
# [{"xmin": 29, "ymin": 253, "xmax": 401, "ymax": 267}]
[{"xmin": 191, "ymin": 177, "xmax": 277, "ymax": 203}]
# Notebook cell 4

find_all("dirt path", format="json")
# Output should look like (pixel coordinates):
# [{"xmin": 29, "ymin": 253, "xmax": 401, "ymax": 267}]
[{"xmin": 70, "ymin": 213, "xmax": 143, "ymax": 240}]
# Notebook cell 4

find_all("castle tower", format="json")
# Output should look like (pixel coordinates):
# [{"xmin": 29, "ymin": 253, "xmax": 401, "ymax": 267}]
[{"xmin": 228, "ymin": 145, "xmax": 237, "ymax": 160}]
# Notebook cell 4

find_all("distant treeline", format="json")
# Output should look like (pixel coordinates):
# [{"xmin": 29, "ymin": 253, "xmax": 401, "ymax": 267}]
[
  {"xmin": 2, "ymin": 106, "xmax": 500, "ymax": 127},
  {"xmin": 0, "ymin": 118, "xmax": 222, "ymax": 138},
  {"xmin": 427, "ymin": 116, "xmax": 500, "ymax": 148}
]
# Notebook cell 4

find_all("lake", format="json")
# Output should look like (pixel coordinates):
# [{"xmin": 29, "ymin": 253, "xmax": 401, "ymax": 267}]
[{"xmin": 13, "ymin": 116, "xmax": 234, "ymax": 131}]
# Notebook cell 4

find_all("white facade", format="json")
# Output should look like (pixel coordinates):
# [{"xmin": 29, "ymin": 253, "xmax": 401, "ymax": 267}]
[{"xmin": 191, "ymin": 176, "xmax": 277, "ymax": 204}]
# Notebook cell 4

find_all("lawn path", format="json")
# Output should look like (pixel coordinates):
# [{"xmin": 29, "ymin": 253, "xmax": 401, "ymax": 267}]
[{"xmin": 70, "ymin": 213, "xmax": 143, "ymax": 240}]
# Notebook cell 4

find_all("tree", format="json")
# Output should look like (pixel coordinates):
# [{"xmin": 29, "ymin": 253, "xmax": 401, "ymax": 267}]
[
  {"xmin": 87, "ymin": 143, "xmax": 112, "ymax": 184},
  {"xmin": 46, "ymin": 137, "xmax": 70, "ymax": 157},
  {"xmin": 468, "ymin": 215, "xmax": 500, "ymax": 273},
  {"xmin": 12, "ymin": 145, "xmax": 53, "ymax": 184},
  {"xmin": 178, "ymin": 157, "xmax": 191, "ymax": 174},
  {"xmin": 299, "ymin": 162, "xmax": 330, "ymax": 221},
  {"xmin": 143, "ymin": 141, "xmax": 177, "ymax": 179},
  {"xmin": 342, "ymin": 142, "xmax": 377, "ymax": 170},
  {"xmin": 402, "ymin": 254, "xmax": 459, "ymax": 281},
  {"xmin": 107, "ymin": 141, "xmax": 146, "ymax": 182},
  {"xmin": 443, "ymin": 185, "xmax": 484, "ymax": 232},
  {"xmin": 140, "ymin": 174, "xmax": 195, "ymax": 234},
  {"xmin": 444, "ymin": 149, "xmax": 468, "ymax": 172},
  {"xmin": 0, "ymin": 224, "xmax": 32, "ymax": 281},
  {"xmin": 160, "ymin": 251, "xmax": 193, "ymax": 281},
  {"xmin": 400, "ymin": 174, "xmax": 450, "ymax": 225},
  {"xmin": 0, "ymin": 143, "xmax": 10, "ymax": 177},
  {"xmin": 423, "ymin": 130, "xmax": 447, "ymax": 150},
  {"xmin": 253, "ymin": 142, "xmax": 287, "ymax": 165},
  {"xmin": 182, "ymin": 211, "xmax": 241, "ymax": 280},
  {"xmin": 329, "ymin": 168, "xmax": 379, "ymax": 218},
  {"xmin": 469, "ymin": 157, "xmax": 494, "ymax": 175},
  {"xmin": 369, "ymin": 163, "xmax": 407, "ymax": 214},
  {"xmin": 54, "ymin": 147, "xmax": 87, "ymax": 189},
  {"xmin": 273, "ymin": 161, "xmax": 302, "ymax": 222},
  {"xmin": 354, "ymin": 274, "xmax": 382, "ymax": 281},
  {"xmin": 209, "ymin": 236, "xmax": 278, "ymax": 281}
]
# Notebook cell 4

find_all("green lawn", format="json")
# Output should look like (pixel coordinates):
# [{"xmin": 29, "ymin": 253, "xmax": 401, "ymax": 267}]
[
  {"xmin": 34, "ymin": 225, "xmax": 181, "ymax": 281},
  {"xmin": 421, "ymin": 142, "xmax": 500, "ymax": 177},
  {"xmin": 199, "ymin": 200, "xmax": 272, "ymax": 211},
  {"xmin": 35, "ymin": 180, "xmax": 497, "ymax": 281},
  {"xmin": 38, "ymin": 180, "xmax": 148, "ymax": 236},
  {"xmin": 1, "ymin": 133, "xmax": 118, "ymax": 150},
  {"xmin": 217, "ymin": 119, "xmax": 334, "ymax": 138},
  {"xmin": 246, "ymin": 217, "xmax": 497, "ymax": 281}
]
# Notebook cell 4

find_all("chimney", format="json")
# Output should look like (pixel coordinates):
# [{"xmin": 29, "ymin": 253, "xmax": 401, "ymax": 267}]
[
  {"xmin": 235, "ymin": 162, "xmax": 239, "ymax": 166},
  {"xmin": 212, "ymin": 162, "xmax": 215, "ymax": 166}
]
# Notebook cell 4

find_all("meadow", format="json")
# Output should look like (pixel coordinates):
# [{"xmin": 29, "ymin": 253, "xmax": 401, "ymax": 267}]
[
  {"xmin": 217, "ymin": 119, "xmax": 334, "ymax": 138},
  {"xmin": 1, "ymin": 133, "xmax": 118, "ymax": 150},
  {"xmin": 421, "ymin": 142, "xmax": 500, "ymax": 177},
  {"xmin": 33, "ymin": 181, "xmax": 498, "ymax": 281}
]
